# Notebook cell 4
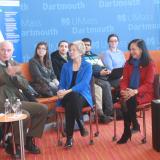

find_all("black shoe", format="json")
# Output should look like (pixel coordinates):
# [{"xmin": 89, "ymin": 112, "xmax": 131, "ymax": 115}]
[
  {"xmin": 5, "ymin": 139, "xmax": 21, "ymax": 159},
  {"xmin": 80, "ymin": 128, "xmax": 89, "ymax": 137},
  {"xmin": 131, "ymin": 124, "xmax": 140, "ymax": 134},
  {"xmin": 25, "ymin": 137, "xmax": 41, "ymax": 154},
  {"xmin": 64, "ymin": 138, "xmax": 73, "ymax": 149},
  {"xmin": 117, "ymin": 130, "xmax": 132, "ymax": 144}
]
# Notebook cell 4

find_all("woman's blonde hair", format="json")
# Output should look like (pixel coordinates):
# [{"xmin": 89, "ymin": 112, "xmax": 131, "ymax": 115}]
[{"xmin": 69, "ymin": 40, "xmax": 86, "ymax": 55}]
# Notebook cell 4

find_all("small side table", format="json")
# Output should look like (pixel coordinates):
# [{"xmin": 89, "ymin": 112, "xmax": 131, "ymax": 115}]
[{"xmin": 0, "ymin": 113, "xmax": 27, "ymax": 160}]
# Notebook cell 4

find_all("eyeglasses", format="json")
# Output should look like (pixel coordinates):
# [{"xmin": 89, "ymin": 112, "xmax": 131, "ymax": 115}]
[
  {"xmin": 0, "ymin": 48, "xmax": 12, "ymax": 53},
  {"xmin": 37, "ymin": 47, "xmax": 47, "ymax": 51}
]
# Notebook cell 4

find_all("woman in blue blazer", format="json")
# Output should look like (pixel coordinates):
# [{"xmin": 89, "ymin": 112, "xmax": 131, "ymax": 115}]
[{"xmin": 57, "ymin": 40, "xmax": 93, "ymax": 148}]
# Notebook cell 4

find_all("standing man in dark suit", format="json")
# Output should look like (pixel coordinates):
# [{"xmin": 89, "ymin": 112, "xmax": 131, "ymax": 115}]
[{"xmin": 51, "ymin": 40, "xmax": 69, "ymax": 80}]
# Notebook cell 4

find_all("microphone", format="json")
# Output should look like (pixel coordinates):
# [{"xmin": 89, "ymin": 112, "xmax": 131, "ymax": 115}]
[
  {"xmin": 5, "ymin": 60, "xmax": 15, "ymax": 81},
  {"xmin": 5, "ymin": 60, "xmax": 8, "ymax": 67}
]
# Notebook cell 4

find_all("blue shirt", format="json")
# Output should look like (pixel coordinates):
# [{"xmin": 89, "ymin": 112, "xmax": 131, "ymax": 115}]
[{"xmin": 103, "ymin": 49, "xmax": 126, "ymax": 70}]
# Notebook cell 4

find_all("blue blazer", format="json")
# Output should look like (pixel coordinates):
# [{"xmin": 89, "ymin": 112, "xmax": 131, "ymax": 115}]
[{"xmin": 58, "ymin": 59, "xmax": 93, "ymax": 107}]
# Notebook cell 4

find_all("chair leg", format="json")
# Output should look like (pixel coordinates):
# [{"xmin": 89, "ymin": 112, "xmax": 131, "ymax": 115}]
[
  {"xmin": 57, "ymin": 113, "xmax": 63, "ymax": 146},
  {"xmin": 61, "ymin": 114, "xmax": 66, "ymax": 137},
  {"xmin": 112, "ymin": 108, "xmax": 117, "ymax": 141},
  {"xmin": 89, "ymin": 111, "xmax": 94, "ymax": 145},
  {"xmin": 141, "ymin": 110, "xmax": 147, "ymax": 144},
  {"xmin": 10, "ymin": 123, "xmax": 16, "ymax": 156},
  {"xmin": 94, "ymin": 106, "xmax": 99, "ymax": 137}
]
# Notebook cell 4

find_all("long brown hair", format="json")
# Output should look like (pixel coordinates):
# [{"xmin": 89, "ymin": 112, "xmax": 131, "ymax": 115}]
[
  {"xmin": 128, "ymin": 39, "xmax": 152, "ymax": 67},
  {"xmin": 34, "ymin": 41, "xmax": 50, "ymax": 68}
]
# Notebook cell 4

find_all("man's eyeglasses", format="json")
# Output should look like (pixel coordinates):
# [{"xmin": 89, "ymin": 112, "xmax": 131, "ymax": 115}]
[{"xmin": 0, "ymin": 49, "xmax": 12, "ymax": 53}]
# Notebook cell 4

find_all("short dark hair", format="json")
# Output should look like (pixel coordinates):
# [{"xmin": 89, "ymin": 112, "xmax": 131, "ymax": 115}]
[
  {"xmin": 107, "ymin": 34, "xmax": 119, "ymax": 42},
  {"xmin": 58, "ymin": 40, "xmax": 69, "ymax": 47},
  {"xmin": 82, "ymin": 38, "xmax": 92, "ymax": 45},
  {"xmin": 128, "ymin": 39, "xmax": 152, "ymax": 67}
]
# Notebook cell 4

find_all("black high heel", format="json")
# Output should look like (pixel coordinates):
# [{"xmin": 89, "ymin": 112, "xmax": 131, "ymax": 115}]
[
  {"xmin": 131, "ymin": 123, "xmax": 140, "ymax": 134},
  {"xmin": 117, "ymin": 130, "xmax": 132, "ymax": 144},
  {"xmin": 64, "ymin": 138, "xmax": 73, "ymax": 148}
]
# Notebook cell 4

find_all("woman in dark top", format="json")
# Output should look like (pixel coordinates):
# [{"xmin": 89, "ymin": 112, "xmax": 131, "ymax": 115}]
[
  {"xmin": 57, "ymin": 40, "xmax": 93, "ymax": 148},
  {"xmin": 29, "ymin": 42, "xmax": 59, "ymax": 97},
  {"xmin": 117, "ymin": 39, "xmax": 155, "ymax": 144}
]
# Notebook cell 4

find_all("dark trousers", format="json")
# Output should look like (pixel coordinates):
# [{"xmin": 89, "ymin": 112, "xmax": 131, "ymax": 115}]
[
  {"xmin": 108, "ymin": 78, "xmax": 120, "ymax": 88},
  {"xmin": 13, "ymin": 101, "xmax": 48, "ymax": 145},
  {"xmin": 123, "ymin": 96, "xmax": 137, "ymax": 127},
  {"xmin": 62, "ymin": 92, "xmax": 88, "ymax": 138}
]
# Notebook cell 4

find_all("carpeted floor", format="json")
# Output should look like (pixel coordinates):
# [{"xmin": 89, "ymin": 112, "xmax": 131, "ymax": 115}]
[{"xmin": 0, "ymin": 110, "xmax": 160, "ymax": 160}]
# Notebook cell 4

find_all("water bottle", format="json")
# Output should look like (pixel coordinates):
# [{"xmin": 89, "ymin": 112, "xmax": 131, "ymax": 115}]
[
  {"xmin": 4, "ymin": 99, "xmax": 11, "ymax": 115},
  {"xmin": 15, "ymin": 99, "xmax": 22, "ymax": 114}
]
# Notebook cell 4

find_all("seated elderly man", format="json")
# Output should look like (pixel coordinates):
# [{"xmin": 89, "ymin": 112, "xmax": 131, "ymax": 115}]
[{"xmin": 0, "ymin": 41, "xmax": 48, "ymax": 158}]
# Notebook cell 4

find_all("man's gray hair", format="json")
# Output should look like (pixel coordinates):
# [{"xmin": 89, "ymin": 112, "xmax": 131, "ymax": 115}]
[{"xmin": 0, "ymin": 40, "xmax": 14, "ymax": 51}]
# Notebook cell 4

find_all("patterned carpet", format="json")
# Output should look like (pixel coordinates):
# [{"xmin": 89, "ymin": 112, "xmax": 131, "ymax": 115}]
[{"xmin": 0, "ymin": 110, "xmax": 160, "ymax": 160}]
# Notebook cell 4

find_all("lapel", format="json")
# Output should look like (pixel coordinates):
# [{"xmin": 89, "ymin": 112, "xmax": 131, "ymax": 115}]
[
  {"xmin": 76, "ymin": 59, "xmax": 85, "ymax": 83},
  {"xmin": 67, "ymin": 61, "xmax": 73, "ymax": 86},
  {"xmin": 67, "ymin": 59, "xmax": 86, "ymax": 87},
  {"xmin": 77, "ymin": 59, "xmax": 84, "ymax": 76}
]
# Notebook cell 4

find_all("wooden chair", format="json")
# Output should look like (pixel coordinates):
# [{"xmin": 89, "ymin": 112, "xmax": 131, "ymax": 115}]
[
  {"xmin": 56, "ymin": 78, "xmax": 99, "ymax": 146},
  {"xmin": 20, "ymin": 63, "xmax": 59, "ymax": 123},
  {"xmin": 112, "ymin": 74, "xmax": 160, "ymax": 143},
  {"xmin": 20, "ymin": 63, "xmax": 58, "ymax": 111}
]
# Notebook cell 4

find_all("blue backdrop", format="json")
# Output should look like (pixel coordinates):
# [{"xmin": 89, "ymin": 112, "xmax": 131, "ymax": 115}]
[
  {"xmin": 20, "ymin": 0, "xmax": 160, "ymax": 62},
  {"xmin": 0, "ymin": 0, "xmax": 22, "ymax": 62}
]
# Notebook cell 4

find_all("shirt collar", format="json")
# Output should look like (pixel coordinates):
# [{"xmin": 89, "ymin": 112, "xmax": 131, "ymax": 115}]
[{"xmin": 0, "ymin": 60, "xmax": 6, "ymax": 66}]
